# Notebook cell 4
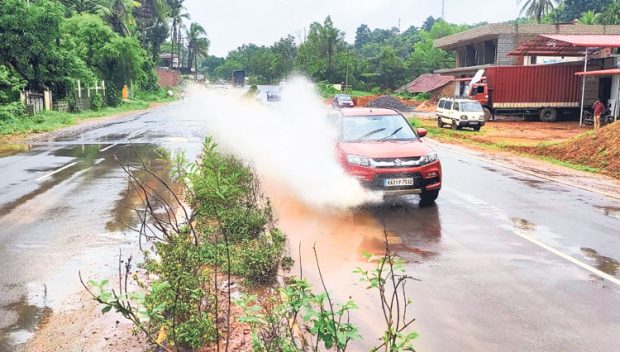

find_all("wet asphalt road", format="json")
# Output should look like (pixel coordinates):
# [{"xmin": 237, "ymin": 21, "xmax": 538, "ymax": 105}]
[{"xmin": 1, "ymin": 89, "xmax": 619, "ymax": 351}]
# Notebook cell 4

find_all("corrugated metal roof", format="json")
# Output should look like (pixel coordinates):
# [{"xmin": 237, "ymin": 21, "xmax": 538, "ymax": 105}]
[
  {"xmin": 509, "ymin": 34, "xmax": 620, "ymax": 57},
  {"xmin": 543, "ymin": 34, "xmax": 620, "ymax": 47},
  {"xmin": 576, "ymin": 68, "xmax": 620, "ymax": 76},
  {"xmin": 399, "ymin": 74, "xmax": 454, "ymax": 93}
]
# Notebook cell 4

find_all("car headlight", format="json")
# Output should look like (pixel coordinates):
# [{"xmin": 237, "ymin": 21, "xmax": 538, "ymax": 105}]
[
  {"xmin": 461, "ymin": 115, "xmax": 469, "ymax": 120},
  {"xmin": 347, "ymin": 155, "xmax": 371, "ymax": 167},
  {"xmin": 420, "ymin": 152, "xmax": 438, "ymax": 165},
  {"xmin": 479, "ymin": 115, "xmax": 485, "ymax": 121}
]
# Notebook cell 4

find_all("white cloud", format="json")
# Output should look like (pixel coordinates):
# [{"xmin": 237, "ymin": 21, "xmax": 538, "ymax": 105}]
[{"xmin": 184, "ymin": 0, "xmax": 520, "ymax": 57}]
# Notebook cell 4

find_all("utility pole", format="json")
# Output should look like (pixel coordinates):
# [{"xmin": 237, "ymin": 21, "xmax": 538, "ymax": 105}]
[
  {"xmin": 345, "ymin": 48, "xmax": 350, "ymax": 94},
  {"xmin": 442, "ymin": 0, "xmax": 446, "ymax": 20}
]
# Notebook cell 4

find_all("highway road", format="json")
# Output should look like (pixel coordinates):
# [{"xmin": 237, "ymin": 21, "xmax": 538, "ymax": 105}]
[{"xmin": 0, "ymin": 87, "xmax": 618, "ymax": 351}]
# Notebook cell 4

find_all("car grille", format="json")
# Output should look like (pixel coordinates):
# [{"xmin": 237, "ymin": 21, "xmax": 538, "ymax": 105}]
[{"xmin": 372, "ymin": 157, "xmax": 422, "ymax": 169}]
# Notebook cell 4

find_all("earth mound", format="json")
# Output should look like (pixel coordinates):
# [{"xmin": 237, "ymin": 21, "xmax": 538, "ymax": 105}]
[{"xmin": 530, "ymin": 121, "xmax": 620, "ymax": 178}]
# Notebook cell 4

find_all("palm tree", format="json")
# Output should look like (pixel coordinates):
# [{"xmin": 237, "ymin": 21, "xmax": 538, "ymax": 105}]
[
  {"xmin": 168, "ymin": 3, "xmax": 190, "ymax": 69},
  {"xmin": 186, "ymin": 22, "xmax": 209, "ymax": 76},
  {"xmin": 99, "ymin": 0, "xmax": 142, "ymax": 36},
  {"xmin": 577, "ymin": 10, "xmax": 600, "ymax": 25},
  {"xmin": 518, "ymin": 0, "xmax": 556, "ymax": 24},
  {"xmin": 599, "ymin": 2, "xmax": 620, "ymax": 25},
  {"xmin": 60, "ymin": 0, "xmax": 107, "ymax": 15}
]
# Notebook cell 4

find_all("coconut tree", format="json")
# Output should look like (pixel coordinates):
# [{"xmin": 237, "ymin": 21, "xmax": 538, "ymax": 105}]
[
  {"xmin": 518, "ymin": 0, "xmax": 556, "ymax": 23},
  {"xmin": 599, "ymin": 2, "xmax": 620, "ymax": 25},
  {"xmin": 168, "ymin": 3, "xmax": 190, "ymax": 69},
  {"xmin": 577, "ymin": 10, "xmax": 601, "ymax": 25},
  {"xmin": 98, "ymin": 0, "xmax": 142, "ymax": 36},
  {"xmin": 186, "ymin": 22, "xmax": 209, "ymax": 76},
  {"xmin": 60, "ymin": 0, "xmax": 108, "ymax": 15}
]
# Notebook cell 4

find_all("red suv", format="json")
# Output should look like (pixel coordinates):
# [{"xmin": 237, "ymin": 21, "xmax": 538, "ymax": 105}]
[{"xmin": 329, "ymin": 108, "xmax": 442, "ymax": 205}]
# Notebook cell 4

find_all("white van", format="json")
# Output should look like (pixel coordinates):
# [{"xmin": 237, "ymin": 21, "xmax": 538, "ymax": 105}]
[{"xmin": 437, "ymin": 98, "xmax": 486, "ymax": 131}]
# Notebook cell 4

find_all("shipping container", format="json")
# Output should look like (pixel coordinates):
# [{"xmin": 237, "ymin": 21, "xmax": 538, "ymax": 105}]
[{"xmin": 469, "ymin": 63, "xmax": 585, "ymax": 122}]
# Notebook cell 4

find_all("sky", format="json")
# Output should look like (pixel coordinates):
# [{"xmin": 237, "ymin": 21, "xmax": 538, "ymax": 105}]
[{"xmin": 184, "ymin": 0, "xmax": 521, "ymax": 57}]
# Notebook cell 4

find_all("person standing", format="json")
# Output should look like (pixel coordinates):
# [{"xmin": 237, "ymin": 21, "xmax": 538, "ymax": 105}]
[{"xmin": 593, "ymin": 98, "xmax": 606, "ymax": 130}]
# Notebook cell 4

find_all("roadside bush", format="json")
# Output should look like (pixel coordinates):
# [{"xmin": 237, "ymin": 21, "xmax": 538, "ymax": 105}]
[
  {"xmin": 0, "ymin": 102, "xmax": 24, "ymax": 122},
  {"xmin": 90, "ymin": 94, "xmax": 104, "ymax": 111},
  {"xmin": 106, "ymin": 85, "xmax": 121, "ymax": 107}
]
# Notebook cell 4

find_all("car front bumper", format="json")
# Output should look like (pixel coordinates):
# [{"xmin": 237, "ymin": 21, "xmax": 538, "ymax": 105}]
[
  {"xmin": 352, "ymin": 162, "xmax": 442, "ymax": 197},
  {"xmin": 458, "ymin": 120, "xmax": 485, "ymax": 127}
]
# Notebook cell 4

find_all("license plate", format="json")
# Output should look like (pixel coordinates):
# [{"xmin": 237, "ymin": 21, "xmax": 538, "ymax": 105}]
[
  {"xmin": 470, "ymin": 121, "xmax": 478, "ymax": 125},
  {"xmin": 385, "ymin": 178, "xmax": 414, "ymax": 187}
]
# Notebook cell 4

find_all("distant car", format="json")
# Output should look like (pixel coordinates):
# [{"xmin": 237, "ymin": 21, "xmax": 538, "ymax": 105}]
[
  {"xmin": 329, "ymin": 108, "xmax": 442, "ymax": 204},
  {"xmin": 266, "ymin": 90, "xmax": 281, "ymax": 102},
  {"xmin": 436, "ymin": 97, "xmax": 486, "ymax": 131},
  {"xmin": 332, "ymin": 94, "xmax": 354, "ymax": 108}
]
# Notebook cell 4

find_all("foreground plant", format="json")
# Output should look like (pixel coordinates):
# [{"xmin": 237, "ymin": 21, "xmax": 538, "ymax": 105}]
[{"xmin": 82, "ymin": 139, "xmax": 288, "ymax": 351}]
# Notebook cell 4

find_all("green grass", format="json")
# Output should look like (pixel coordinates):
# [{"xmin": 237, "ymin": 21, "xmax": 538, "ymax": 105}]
[
  {"xmin": 348, "ymin": 90, "xmax": 374, "ymax": 97},
  {"xmin": 537, "ymin": 156, "xmax": 601, "ymax": 173},
  {"xmin": 1, "ymin": 100, "xmax": 153, "ymax": 135}
]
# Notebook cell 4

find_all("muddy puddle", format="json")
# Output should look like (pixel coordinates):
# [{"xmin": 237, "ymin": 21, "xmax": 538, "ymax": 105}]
[
  {"xmin": 0, "ymin": 144, "xmax": 32, "ymax": 158},
  {"xmin": 262, "ymin": 179, "xmax": 442, "ymax": 345}
]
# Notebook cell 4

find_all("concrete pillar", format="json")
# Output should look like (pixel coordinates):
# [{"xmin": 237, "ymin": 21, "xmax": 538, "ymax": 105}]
[{"xmin": 43, "ymin": 89, "xmax": 52, "ymax": 111}]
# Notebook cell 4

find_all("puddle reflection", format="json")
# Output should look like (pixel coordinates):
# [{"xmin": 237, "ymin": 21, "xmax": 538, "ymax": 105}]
[{"xmin": 581, "ymin": 247, "xmax": 620, "ymax": 277}]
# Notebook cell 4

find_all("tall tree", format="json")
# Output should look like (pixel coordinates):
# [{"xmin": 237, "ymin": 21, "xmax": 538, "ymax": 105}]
[
  {"xmin": 60, "ymin": 0, "xmax": 107, "ymax": 15},
  {"xmin": 518, "ymin": 0, "xmax": 556, "ymax": 23},
  {"xmin": 303, "ymin": 16, "xmax": 345, "ymax": 82},
  {"xmin": 186, "ymin": 22, "xmax": 209, "ymax": 76},
  {"xmin": 576, "ymin": 10, "xmax": 601, "ymax": 24},
  {"xmin": 557, "ymin": 0, "xmax": 613, "ymax": 22},
  {"xmin": 168, "ymin": 1, "xmax": 189, "ymax": 69},
  {"xmin": 354, "ymin": 24, "xmax": 371, "ymax": 49},
  {"xmin": 599, "ymin": 1, "xmax": 620, "ymax": 24}
]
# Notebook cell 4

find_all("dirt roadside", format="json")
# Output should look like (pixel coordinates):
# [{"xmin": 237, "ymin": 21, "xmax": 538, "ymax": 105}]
[{"xmin": 23, "ymin": 290, "xmax": 145, "ymax": 352}]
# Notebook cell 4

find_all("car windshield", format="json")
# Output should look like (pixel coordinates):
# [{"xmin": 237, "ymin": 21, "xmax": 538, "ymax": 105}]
[
  {"xmin": 460, "ymin": 101, "xmax": 483, "ymax": 112},
  {"xmin": 340, "ymin": 115, "xmax": 417, "ymax": 142},
  {"xmin": 337, "ymin": 95, "xmax": 352, "ymax": 102}
]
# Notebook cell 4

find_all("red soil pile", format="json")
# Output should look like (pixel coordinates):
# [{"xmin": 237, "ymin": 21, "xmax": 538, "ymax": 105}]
[
  {"xmin": 523, "ymin": 121, "xmax": 620, "ymax": 178},
  {"xmin": 353, "ymin": 95, "xmax": 378, "ymax": 107},
  {"xmin": 414, "ymin": 100, "xmax": 437, "ymax": 112}
]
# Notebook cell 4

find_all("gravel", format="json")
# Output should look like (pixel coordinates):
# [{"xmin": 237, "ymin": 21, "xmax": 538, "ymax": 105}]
[{"xmin": 365, "ymin": 95, "xmax": 414, "ymax": 112}]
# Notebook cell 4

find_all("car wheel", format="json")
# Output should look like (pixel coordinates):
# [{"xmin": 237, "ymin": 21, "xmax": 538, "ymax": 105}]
[
  {"xmin": 473, "ymin": 126, "xmax": 481, "ymax": 131},
  {"xmin": 451, "ymin": 121, "xmax": 459, "ymax": 130},
  {"xmin": 437, "ymin": 118, "xmax": 443, "ymax": 128},
  {"xmin": 419, "ymin": 189, "xmax": 439, "ymax": 206},
  {"xmin": 539, "ymin": 108, "xmax": 558, "ymax": 122}
]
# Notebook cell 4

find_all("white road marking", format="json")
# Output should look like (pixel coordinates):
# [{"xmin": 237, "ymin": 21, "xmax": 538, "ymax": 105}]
[
  {"xmin": 513, "ymin": 229, "xmax": 620, "ymax": 287},
  {"xmin": 99, "ymin": 143, "xmax": 118, "ymax": 152},
  {"xmin": 446, "ymin": 188, "xmax": 620, "ymax": 287},
  {"xmin": 35, "ymin": 161, "xmax": 79, "ymax": 182}
]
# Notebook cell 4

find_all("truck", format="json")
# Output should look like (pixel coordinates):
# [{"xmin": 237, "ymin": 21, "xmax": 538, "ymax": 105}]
[
  {"xmin": 468, "ymin": 63, "xmax": 583, "ymax": 122},
  {"xmin": 232, "ymin": 70, "xmax": 245, "ymax": 87}
]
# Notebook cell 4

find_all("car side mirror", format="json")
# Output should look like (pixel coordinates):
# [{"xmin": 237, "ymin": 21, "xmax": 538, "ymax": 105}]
[{"xmin": 417, "ymin": 128, "xmax": 427, "ymax": 138}]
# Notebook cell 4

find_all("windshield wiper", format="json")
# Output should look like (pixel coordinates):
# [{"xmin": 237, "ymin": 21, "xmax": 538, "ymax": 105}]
[
  {"xmin": 354, "ymin": 128, "xmax": 386, "ymax": 142},
  {"xmin": 378, "ymin": 127, "xmax": 403, "ymax": 142}
]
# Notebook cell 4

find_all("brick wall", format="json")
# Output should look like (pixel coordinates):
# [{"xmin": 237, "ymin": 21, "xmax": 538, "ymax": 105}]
[
  {"xmin": 431, "ymin": 81, "xmax": 458, "ymax": 100},
  {"xmin": 157, "ymin": 68, "xmax": 181, "ymax": 88}
]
